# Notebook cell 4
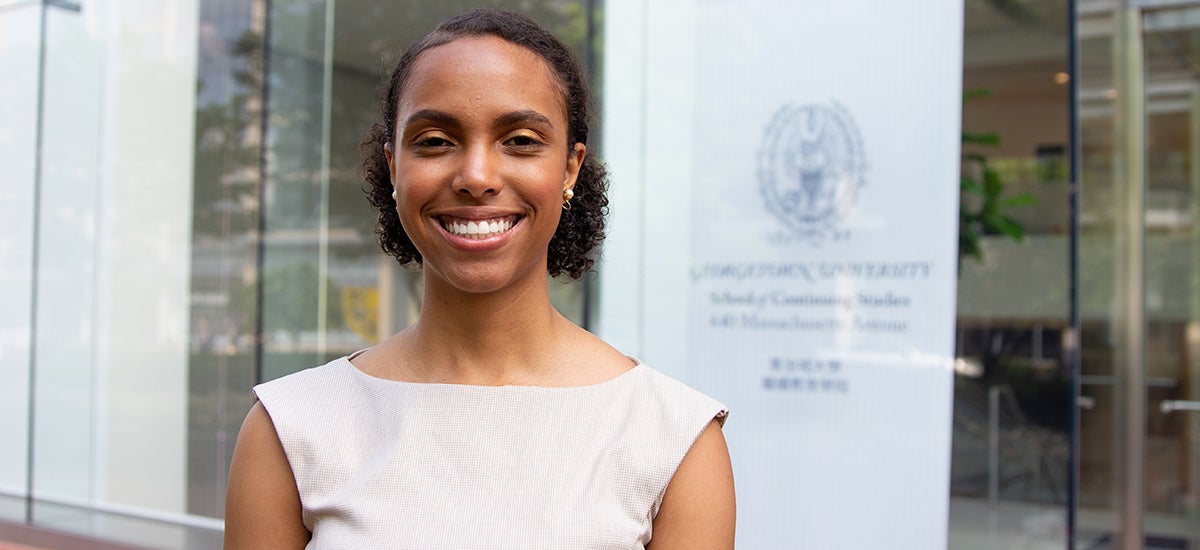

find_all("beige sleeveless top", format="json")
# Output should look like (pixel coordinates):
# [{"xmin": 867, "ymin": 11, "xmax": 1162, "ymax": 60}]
[{"xmin": 253, "ymin": 353, "xmax": 727, "ymax": 550}]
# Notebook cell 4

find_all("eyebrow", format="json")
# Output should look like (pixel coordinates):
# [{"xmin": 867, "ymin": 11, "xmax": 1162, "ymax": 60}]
[
  {"xmin": 402, "ymin": 109, "xmax": 458, "ymax": 131},
  {"xmin": 401, "ymin": 109, "xmax": 555, "ymax": 133},
  {"xmin": 495, "ymin": 110, "xmax": 555, "ymax": 130}
]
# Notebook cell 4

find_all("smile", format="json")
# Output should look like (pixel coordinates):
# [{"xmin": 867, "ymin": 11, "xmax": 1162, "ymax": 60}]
[{"xmin": 438, "ymin": 215, "xmax": 520, "ymax": 239}]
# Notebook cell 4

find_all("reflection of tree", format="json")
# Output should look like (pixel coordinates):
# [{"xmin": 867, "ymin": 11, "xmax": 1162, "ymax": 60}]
[
  {"xmin": 193, "ymin": 30, "xmax": 263, "ymax": 240},
  {"xmin": 334, "ymin": 0, "xmax": 591, "ymax": 64},
  {"xmin": 187, "ymin": 8, "xmax": 267, "ymax": 520},
  {"xmin": 190, "ymin": 21, "xmax": 266, "ymax": 355},
  {"xmin": 250, "ymin": 262, "xmax": 345, "ymax": 334}
]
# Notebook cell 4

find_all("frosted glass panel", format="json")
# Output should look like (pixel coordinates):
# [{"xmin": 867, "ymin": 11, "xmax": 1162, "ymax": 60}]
[
  {"xmin": 31, "ymin": 4, "xmax": 103, "ymax": 504},
  {"xmin": 0, "ymin": 5, "xmax": 41, "ymax": 500}
]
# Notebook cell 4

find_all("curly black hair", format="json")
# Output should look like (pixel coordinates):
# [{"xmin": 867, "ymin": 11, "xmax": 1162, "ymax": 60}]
[{"xmin": 360, "ymin": 8, "xmax": 608, "ymax": 280}]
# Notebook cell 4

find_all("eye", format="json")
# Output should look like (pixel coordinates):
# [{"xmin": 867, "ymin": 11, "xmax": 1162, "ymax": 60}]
[
  {"xmin": 414, "ymin": 135, "xmax": 453, "ymax": 148},
  {"xmin": 504, "ymin": 133, "xmax": 545, "ymax": 149}
]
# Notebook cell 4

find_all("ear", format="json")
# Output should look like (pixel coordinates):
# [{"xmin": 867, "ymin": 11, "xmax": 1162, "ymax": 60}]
[
  {"xmin": 564, "ymin": 142, "xmax": 586, "ymax": 191},
  {"xmin": 384, "ymin": 141, "xmax": 397, "ymax": 186}
]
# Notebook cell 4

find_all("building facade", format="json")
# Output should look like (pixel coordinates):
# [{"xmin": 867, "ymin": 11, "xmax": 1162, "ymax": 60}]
[{"xmin": 0, "ymin": 0, "xmax": 1197, "ymax": 548}]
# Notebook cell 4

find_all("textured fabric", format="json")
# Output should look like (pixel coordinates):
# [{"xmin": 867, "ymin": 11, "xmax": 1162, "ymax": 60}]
[{"xmin": 253, "ymin": 353, "xmax": 727, "ymax": 550}]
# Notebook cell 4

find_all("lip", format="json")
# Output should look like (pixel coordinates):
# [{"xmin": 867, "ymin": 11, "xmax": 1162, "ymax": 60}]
[{"xmin": 429, "ymin": 209, "xmax": 524, "ymax": 251}]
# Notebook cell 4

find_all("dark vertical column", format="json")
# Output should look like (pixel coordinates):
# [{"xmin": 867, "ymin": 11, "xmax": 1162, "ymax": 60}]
[
  {"xmin": 24, "ymin": 0, "xmax": 47, "ymax": 524},
  {"xmin": 1066, "ymin": 0, "xmax": 1080, "ymax": 546},
  {"xmin": 255, "ymin": 0, "xmax": 272, "ymax": 386}
]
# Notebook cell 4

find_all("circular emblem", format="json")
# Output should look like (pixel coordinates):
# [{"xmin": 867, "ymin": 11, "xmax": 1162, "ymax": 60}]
[{"xmin": 757, "ymin": 102, "xmax": 866, "ymax": 239}]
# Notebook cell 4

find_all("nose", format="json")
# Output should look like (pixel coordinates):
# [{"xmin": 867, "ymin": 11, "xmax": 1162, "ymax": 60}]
[{"xmin": 454, "ymin": 143, "xmax": 501, "ymax": 198}]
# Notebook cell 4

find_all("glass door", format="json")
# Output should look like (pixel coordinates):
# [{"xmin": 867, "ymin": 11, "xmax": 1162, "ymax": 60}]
[
  {"xmin": 1141, "ymin": 4, "xmax": 1200, "ymax": 546},
  {"xmin": 1078, "ymin": 1, "xmax": 1200, "ymax": 547}
]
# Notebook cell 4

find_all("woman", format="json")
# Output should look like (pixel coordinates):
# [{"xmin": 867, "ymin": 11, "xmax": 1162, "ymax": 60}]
[{"xmin": 225, "ymin": 9, "xmax": 734, "ymax": 549}]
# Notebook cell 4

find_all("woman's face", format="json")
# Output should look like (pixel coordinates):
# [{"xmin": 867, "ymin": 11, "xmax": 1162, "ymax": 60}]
[{"xmin": 386, "ymin": 36, "xmax": 585, "ymax": 295}]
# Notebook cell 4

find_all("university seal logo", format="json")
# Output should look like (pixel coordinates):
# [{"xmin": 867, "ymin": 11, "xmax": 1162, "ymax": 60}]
[{"xmin": 757, "ymin": 102, "xmax": 866, "ymax": 242}]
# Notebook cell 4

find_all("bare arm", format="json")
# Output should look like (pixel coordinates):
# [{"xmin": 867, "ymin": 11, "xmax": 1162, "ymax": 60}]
[
  {"xmin": 224, "ymin": 402, "xmax": 310, "ymax": 550},
  {"xmin": 647, "ymin": 420, "xmax": 736, "ymax": 550}
]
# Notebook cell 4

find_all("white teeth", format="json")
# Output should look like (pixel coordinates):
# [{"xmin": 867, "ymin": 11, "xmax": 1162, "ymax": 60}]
[{"xmin": 443, "ymin": 217, "xmax": 515, "ymax": 239}]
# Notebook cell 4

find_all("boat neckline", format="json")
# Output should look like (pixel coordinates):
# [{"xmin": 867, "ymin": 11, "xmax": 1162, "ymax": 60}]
[{"xmin": 339, "ymin": 351, "xmax": 646, "ymax": 390}]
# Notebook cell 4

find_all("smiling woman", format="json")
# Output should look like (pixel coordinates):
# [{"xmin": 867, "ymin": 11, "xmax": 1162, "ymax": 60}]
[
  {"xmin": 382, "ymin": 35, "xmax": 586, "ymax": 296},
  {"xmin": 223, "ymin": 8, "xmax": 734, "ymax": 550}
]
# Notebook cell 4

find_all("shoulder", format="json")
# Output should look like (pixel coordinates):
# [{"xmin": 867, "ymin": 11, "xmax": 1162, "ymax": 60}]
[
  {"xmin": 647, "ymin": 419, "xmax": 735, "ymax": 549},
  {"xmin": 252, "ymin": 356, "xmax": 363, "ymax": 429},
  {"xmin": 250, "ymin": 354, "xmax": 391, "ymax": 472},
  {"xmin": 635, "ymin": 366, "xmax": 729, "ymax": 428},
  {"xmin": 249, "ymin": 356, "xmax": 377, "ymax": 497},
  {"xmin": 624, "ymin": 367, "xmax": 732, "ymax": 548},
  {"xmin": 254, "ymin": 356, "xmax": 350, "ymax": 399},
  {"xmin": 225, "ymin": 403, "xmax": 310, "ymax": 549}
]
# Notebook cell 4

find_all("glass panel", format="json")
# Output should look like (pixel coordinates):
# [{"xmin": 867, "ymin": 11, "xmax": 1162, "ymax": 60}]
[
  {"xmin": 187, "ymin": 0, "xmax": 265, "ymax": 518},
  {"xmin": 948, "ymin": 0, "xmax": 1071, "ymax": 547},
  {"xmin": 1076, "ymin": 3, "xmax": 1119, "ymax": 544},
  {"xmin": 261, "ymin": 0, "xmax": 337, "ymax": 380},
  {"xmin": 0, "ymin": 3, "xmax": 42, "ymax": 510},
  {"xmin": 31, "ymin": 1, "xmax": 102, "ymax": 506},
  {"xmin": 21, "ymin": 0, "xmax": 206, "ymax": 524},
  {"xmin": 1078, "ymin": 3, "xmax": 1200, "ymax": 547},
  {"xmin": 1141, "ymin": 5, "xmax": 1200, "ymax": 545}
]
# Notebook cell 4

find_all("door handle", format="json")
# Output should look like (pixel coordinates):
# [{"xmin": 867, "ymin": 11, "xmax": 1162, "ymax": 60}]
[{"xmin": 1160, "ymin": 400, "xmax": 1200, "ymax": 414}]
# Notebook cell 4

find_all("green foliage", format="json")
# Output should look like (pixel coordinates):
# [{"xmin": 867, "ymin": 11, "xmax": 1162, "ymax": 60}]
[
  {"xmin": 191, "ymin": 28, "xmax": 263, "ymax": 239},
  {"xmin": 959, "ymin": 89, "xmax": 1037, "ymax": 263},
  {"xmin": 247, "ymin": 263, "xmax": 345, "ymax": 335}
]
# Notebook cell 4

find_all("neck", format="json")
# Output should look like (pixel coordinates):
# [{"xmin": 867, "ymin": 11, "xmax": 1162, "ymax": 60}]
[{"xmin": 405, "ymin": 269, "xmax": 568, "ymax": 384}]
